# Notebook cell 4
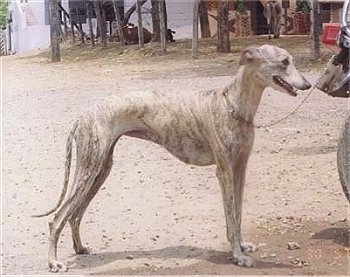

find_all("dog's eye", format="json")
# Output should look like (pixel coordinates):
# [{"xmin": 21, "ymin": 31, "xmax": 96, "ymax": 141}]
[{"xmin": 282, "ymin": 58, "xmax": 289, "ymax": 66}]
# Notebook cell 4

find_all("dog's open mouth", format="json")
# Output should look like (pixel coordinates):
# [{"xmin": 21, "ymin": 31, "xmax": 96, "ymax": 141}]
[{"xmin": 273, "ymin": 76, "xmax": 297, "ymax": 96}]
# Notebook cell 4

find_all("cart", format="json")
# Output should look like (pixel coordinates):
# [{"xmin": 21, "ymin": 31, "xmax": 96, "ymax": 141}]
[{"xmin": 316, "ymin": 0, "xmax": 350, "ymax": 202}]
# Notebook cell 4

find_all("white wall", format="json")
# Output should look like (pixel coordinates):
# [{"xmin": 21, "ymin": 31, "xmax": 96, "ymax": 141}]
[
  {"xmin": 6, "ymin": 0, "xmax": 197, "ymax": 53},
  {"xmin": 7, "ymin": 0, "xmax": 50, "ymax": 54},
  {"xmin": 28, "ymin": 0, "xmax": 46, "ymax": 25},
  {"xmin": 125, "ymin": 0, "xmax": 195, "ymax": 39},
  {"xmin": 166, "ymin": 1, "xmax": 195, "ymax": 39},
  {"xmin": 15, "ymin": 25, "xmax": 50, "ymax": 53}
]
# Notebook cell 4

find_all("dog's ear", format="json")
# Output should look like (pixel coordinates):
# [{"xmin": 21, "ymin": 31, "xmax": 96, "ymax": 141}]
[{"xmin": 239, "ymin": 47, "xmax": 261, "ymax": 65}]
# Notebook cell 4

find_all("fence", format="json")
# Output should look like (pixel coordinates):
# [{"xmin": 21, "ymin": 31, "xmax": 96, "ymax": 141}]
[{"xmin": 0, "ymin": 30, "xmax": 7, "ymax": 56}]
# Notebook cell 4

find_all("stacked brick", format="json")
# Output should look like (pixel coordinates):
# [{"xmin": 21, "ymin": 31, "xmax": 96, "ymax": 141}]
[{"xmin": 234, "ymin": 13, "xmax": 251, "ymax": 37}]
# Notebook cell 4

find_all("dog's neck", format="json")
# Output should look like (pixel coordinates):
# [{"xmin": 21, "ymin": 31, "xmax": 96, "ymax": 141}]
[{"xmin": 224, "ymin": 66, "xmax": 266, "ymax": 125}]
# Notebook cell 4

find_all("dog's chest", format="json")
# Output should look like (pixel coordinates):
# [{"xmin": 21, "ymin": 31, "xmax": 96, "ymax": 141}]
[{"xmin": 161, "ymin": 135, "xmax": 214, "ymax": 166}]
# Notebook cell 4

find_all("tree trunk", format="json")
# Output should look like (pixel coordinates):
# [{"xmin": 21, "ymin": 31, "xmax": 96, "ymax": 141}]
[
  {"xmin": 86, "ymin": 1, "xmax": 95, "ymax": 46},
  {"xmin": 102, "ymin": 4, "xmax": 107, "ymax": 41},
  {"xmin": 50, "ymin": 0, "xmax": 61, "ymax": 62},
  {"xmin": 217, "ymin": 0, "xmax": 230, "ymax": 53},
  {"xmin": 113, "ymin": 0, "xmax": 125, "ymax": 46},
  {"xmin": 136, "ymin": 0, "xmax": 144, "ymax": 48},
  {"xmin": 62, "ymin": 10, "xmax": 69, "ymax": 40},
  {"xmin": 199, "ymin": 0, "xmax": 211, "ymax": 38},
  {"xmin": 310, "ymin": 0, "xmax": 320, "ymax": 60},
  {"xmin": 71, "ymin": 20, "xmax": 76, "ymax": 43},
  {"xmin": 159, "ymin": 0, "xmax": 166, "ymax": 52},
  {"xmin": 192, "ymin": 0, "xmax": 201, "ymax": 58},
  {"xmin": 163, "ymin": 0, "xmax": 168, "ymax": 31},
  {"xmin": 95, "ymin": 0, "xmax": 107, "ymax": 48},
  {"xmin": 151, "ymin": 0, "xmax": 160, "ymax": 41},
  {"xmin": 79, "ymin": 21, "xmax": 84, "ymax": 43}
]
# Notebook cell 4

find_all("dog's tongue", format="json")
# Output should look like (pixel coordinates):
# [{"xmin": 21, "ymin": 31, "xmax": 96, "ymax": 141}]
[{"xmin": 273, "ymin": 76, "xmax": 297, "ymax": 96}]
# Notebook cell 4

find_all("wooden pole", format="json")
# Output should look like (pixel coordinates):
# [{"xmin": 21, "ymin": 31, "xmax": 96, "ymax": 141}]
[
  {"xmin": 78, "ymin": 12, "xmax": 84, "ymax": 44},
  {"xmin": 70, "ymin": 10, "xmax": 76, "ymax": 44},
  {"xmin": 136, "ymin": 0, "xmax": 144, "ymax": 48},
  {"xmin": 50, "ymin": 0, "xmax": 61, "ymax": 62},
  {"xmin": 192, "ymin": 0, "xmax": 201, "ymax": 58},
  {"xmin": 283, "ymin": 7, "xmax": 288, "ymax": 34},
  {"xmin": 310, "ymin": 0, "xmax": 320, "ymax": 60},
  {"xmin": 95, "ymin": 0, "xmax": 107, "ymax": 48},
  {"xmin": 86, "ymin": 1, "xmax": 95, "ymax": 46},
  {"xmin": 63, "ymin": 11, "xmax": 68, "ymax": 40},
  {"xmin": 159, "ymin": 0, "xmax": 166, "ymax": 52},
  {"xmin": 102, "ymin": 5, "xmax": 107, "ymax": 46},
  {"xmin": 113, "ymin": 0, "xmax": 125, "ymax": 46}
]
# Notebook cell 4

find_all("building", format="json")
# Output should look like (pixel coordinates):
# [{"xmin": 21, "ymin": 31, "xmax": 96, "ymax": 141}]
[
  {"xmin": 3, "ymin": 0, "xmax": 347, "ymax": 54},
  {"xmin": 6, "ymin": 0, "xmax": 69, "ymax": 54},
  {"xmin": 5, "ymin": 0, "xmax": 194, "ymax": 54}
]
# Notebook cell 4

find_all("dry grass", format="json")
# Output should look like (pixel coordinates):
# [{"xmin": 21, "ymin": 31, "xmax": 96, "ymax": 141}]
[{"xmin": 23, "ymin": 36, "xmax": 335, "ymax": 73}]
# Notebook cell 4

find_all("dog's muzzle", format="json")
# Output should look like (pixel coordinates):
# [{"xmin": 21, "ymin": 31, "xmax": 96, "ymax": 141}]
[{"xmin": 273, "ymin": 76, "xmax": 298, "ymax": 96}]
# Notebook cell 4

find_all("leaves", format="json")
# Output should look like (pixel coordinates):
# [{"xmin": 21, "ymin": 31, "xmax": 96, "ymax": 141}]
[
  {"xmin": 0, "ymin": 0, "xmax": 8, "ymax": 29},
  {"xmin": 296, "ymin": 0, "xmax": 311, "ymax": 13}
]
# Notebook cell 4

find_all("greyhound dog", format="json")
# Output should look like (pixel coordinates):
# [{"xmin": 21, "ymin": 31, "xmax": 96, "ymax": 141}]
[{"xmin": 34, "ymin": 45, "xmax": 311, "ymax": 272}]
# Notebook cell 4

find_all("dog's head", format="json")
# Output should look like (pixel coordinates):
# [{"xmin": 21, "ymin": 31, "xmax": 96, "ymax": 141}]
[{"xmin": 239, "ymin": 45, "xmax": 311, "ymax": 96}]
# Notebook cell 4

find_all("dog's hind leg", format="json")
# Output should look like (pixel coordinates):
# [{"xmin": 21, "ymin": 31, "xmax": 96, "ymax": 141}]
[
  {"xmin": 48, "ymin": 154, "xmax": 113, "ymax": 272},
  {"xmin": 47, "ymin": 120, "xmax": 116, "ymax": 272},
  {"xmin": 69, "ymin": 149, "xmax": 114, "ymax": 255}
]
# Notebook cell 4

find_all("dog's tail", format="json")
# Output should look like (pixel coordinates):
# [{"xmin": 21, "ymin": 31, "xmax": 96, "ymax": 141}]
[{"xmin": 32, "ymin": 121, "xmax": 78, "ymax": 218}]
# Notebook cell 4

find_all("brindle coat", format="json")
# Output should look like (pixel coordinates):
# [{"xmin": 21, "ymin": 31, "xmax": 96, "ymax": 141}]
[{"xmin": 33, "ymin": 45, "xmax": 311, "ymax": 272}]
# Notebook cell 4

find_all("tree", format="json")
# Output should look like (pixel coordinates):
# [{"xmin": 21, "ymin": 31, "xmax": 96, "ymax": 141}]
[
  {"xmin": 151, "ymin": 0, "xmax": 167, "ymax": 42},
  {"xmin": 94, "ymin": 0, "xmax": 107, "ymax": 48},
  {"xmin": 217, "ymin": 0, "xmax": 230, "ymax": 53},
  {"xmin": 86, "ymin": 1, "xmax": 95, "ymax": 46},
  {"xmin": 50, "ymin": 0, "xmax": 61, "ymax": 62},
  {"xmin": 151, "ymin": 0, "xmax": 160, "ymax": 41},
  {"xmin": 0, "ymin": 0, "xmax": 8, "ymax": 29},
  {"xmin": 113, "ymin": 0, "xmax": 125, "ymax": 46},
  {"xmin": 199, "ymin": 0, "xmax": 211, "ymax": 38}
]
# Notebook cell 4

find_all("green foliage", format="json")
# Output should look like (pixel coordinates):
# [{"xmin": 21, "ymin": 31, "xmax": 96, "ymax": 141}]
[
  {"xmin": 235, "ymin": 0, "xmax": 247, "ymax": 15},
  {"xmin": 296, "ymin": 0, "xmax": 311, "ymax": 13},
  {"xmin": 0, "ymin": 0, "xmax": 8, "ymax": 29}
]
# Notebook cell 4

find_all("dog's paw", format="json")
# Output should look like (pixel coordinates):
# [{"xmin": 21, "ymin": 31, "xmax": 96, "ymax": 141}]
[
  {"xmin": 241, "ymin": 241, "xmax": 258, "ymax": 253},
  {"xmin": 232, "ymin": 252, "xmax": 255, "ymax": 267},
  {"xmin": 76, "ymin": 246, "xmax": 91, "ymax": 255},
  {"xmin": 49, "ymin": 260, "xmax": 68, "ymax": 273}
]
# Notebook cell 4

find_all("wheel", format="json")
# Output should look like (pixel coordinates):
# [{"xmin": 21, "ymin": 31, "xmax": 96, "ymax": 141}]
[
  {"xmin": 337, "ymin": 114, "xmax": 350, "ymax": 203},
  {"xmin": 316, "ymin": 47, "xmax": 350, "ymax": 98},
  {"xmin": 328, "ymin": 80, "xmax": 350, "ymax": 97}
]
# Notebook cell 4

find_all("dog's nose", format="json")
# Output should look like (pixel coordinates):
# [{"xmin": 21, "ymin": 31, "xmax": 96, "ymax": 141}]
[{"xmin": 300, "ymin": 77, "xmax": 312, "ymax": 90}]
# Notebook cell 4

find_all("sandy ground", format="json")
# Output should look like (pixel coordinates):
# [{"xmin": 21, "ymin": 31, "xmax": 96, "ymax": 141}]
[{"xmin": 1, "ymin": 43, "xmax": 350, "ymax": 275}]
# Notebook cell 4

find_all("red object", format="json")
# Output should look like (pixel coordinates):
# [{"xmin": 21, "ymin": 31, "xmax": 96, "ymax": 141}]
[{"xmin": 322, "ymin": 23, "xmax": 341, "ymax": 46}]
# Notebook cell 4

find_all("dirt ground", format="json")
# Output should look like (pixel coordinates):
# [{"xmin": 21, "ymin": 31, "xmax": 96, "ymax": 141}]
[{"xmin": 2, "ymin": 37, "xmax": 350, "ymax": 275}]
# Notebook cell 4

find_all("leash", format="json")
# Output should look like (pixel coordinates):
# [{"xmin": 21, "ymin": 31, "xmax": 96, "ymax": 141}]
[{"xmin": 255, "ymin": 85, "xmax": 316, "ymax": 129}]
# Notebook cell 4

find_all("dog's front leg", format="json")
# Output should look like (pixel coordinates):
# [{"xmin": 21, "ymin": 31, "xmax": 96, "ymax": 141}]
[
  {"xmin": 216, "ymin": 153, "xmax": 255, "ymax": 267},
  {"xmin": 230, "ymin": 150, "xmax": 258, "ymax": 254}
]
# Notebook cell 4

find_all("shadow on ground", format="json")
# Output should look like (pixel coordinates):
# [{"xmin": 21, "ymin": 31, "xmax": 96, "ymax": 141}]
[
  {"xmin": 69, "ymin": 245, "xmax": 291, "ymax": 272},
  {"xmin": 312, "ymin": 226, "xmax": 350, "ymax": 247}
]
